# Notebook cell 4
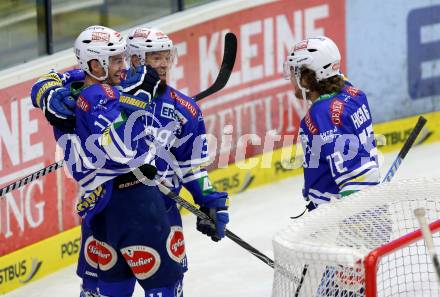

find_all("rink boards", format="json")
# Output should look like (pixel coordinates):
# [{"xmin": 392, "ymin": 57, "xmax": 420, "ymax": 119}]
[
  {"xmin": 1, "ymin": 0, "xmax": 440, "ymax": 294},
  {"xmin": 1, "ymin": 111, "xmax": 439, "ymax": 294}
]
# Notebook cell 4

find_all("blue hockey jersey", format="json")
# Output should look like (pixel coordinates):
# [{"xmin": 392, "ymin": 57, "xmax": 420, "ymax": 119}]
[
  {"xmin": 32, "ymin": 80, "xmax": 157, "ymax": 223},
  {"xmin": 148, "ymin": 86, "xmax": 210, "ymax": 207},
  {"xmin": 300, "ymin": 85, "xmax": 380, "ymax": 205},
  {"xmin": 31, "ymin": 70, "xmax": 211, "ymax": 215}
]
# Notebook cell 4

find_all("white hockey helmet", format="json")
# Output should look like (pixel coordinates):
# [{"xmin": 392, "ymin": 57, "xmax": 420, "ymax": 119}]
[
  {"xmin": 283, "ymin": 36, "xmax": 341, "ymax": 81},
  {"xmin": 74, "ymin": 25, "xmax": 126, "ymax": 81},
  {"xmin": 126, "ymin": 27, "xmax": 176, "ymax": 66}
]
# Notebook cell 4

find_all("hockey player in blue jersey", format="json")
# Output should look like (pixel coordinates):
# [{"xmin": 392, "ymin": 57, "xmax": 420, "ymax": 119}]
[
  {"xmin": 284, "ymin": 36, "xmax": 380, "ymax": 296},
  {"xmin": 125, "ymin": 27, "xmax": 229, "ymax": 241},
  {"xmin": 283, "ymin": 36, "xmax": 380, "ymax": 210},
  {"xmin": 31, "ymin": 26, "xmax": 229, "ymax": 297},
  {"xmin": 31, "ymin": 25, "xmax": 186, "ymax": 297}
]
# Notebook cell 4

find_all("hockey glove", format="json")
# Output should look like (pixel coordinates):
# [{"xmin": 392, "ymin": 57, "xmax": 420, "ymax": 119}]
[
  {"xmin": 302, "ymin": 188, "xmax": 318, "ymax": 212},
  {"xmin": 196, "ymin": 192, "xmax": 229, "ymax": 242},
  {"xmin": 42, "ymin": 87, "xmax": 76, "ymax": 132},
  {"xmin": 61, "ymin": 69, "xmax": 86, "ymax": 85},
  {"xmin": 305, "ymin": 201, "xmax": 317, "ymax": 211},
  {"xmin": 120, "ymin": 65, "xmax": 162, "ymax": 102}
]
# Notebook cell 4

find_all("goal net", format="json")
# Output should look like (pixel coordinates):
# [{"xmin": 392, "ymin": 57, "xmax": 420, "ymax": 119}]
[{"xmin": 272, "ymin": 178, "xmax": 440, "ymax": 297}]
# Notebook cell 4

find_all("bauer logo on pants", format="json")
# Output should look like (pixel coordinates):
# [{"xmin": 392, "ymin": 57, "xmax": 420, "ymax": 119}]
[
  {"xmin": 96, "ymin": 241, "xmax": 117, "ymax": 271},
  {"xmin": 121, "ymin": 245, "xmax": 161, "ymax": 280},
  {"xmin": 166, "ymin": 226, "xmax": 185, "ymax": 263}
]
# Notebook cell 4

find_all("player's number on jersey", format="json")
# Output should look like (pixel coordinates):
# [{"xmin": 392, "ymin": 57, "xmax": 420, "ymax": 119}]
[
  {"xmin": 359, "ymin": 124, "xmax": 373, "ymax": 146},
  {"xmin": 94, "ymin": 114, "xmax": 112, "ymax": 131},
  {"xmin": 326, "ymin": 152, "xmax": 347, "ymax": 177},
  {"xmin": 327, "ymin": 124, "xmax": 376, "ymax": 177},
  {"xmin": 359, "ymin": 124, "xmax": 378, "ymax": 160}
]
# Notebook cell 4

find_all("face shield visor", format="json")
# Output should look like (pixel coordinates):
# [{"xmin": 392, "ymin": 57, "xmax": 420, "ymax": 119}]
[{"xmin": 146, "ymin": 47, "xmax": 178, "ymax": 69}]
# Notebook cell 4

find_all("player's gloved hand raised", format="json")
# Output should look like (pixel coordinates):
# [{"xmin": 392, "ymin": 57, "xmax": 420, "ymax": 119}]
[
  {"xmin": 196, "ymin": 192, "xmax": 229, "ymax": 242},
  {"xmin": 42, "ymin": 87, "xmax": 76, "ymax": 132},
  {"xmin": 60, "ymin": 69, "xmax": 85, "ymax": 85},
  {"xmin": 120, "ymin": 65, "xmax": 162, "ymax": 101}
]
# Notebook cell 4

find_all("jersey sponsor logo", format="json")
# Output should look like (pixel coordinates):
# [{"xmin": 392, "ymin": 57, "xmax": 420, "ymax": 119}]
[
  {"xmin": 120, "ymin": 95, "xmax": 147, "ymax": 109},
  {"xmin": 121, "ymin": 245, "xmax": 161, "ymax": 280},
  {"xmin": 166, "ymin": 226, "xmax": 186, "ymax": 263},
  {"xmin": 161, "ymin": 103, "xmax": 176, "ymax": 120},
  {"xmin": 320, "ymin": 127, "xmax": 339, "ymax": 142},
  {"xmin": 161, "ymin": 103, "xmax": 188, "ymax": 125},
  {"xmin": 77, "ymin": 96, "xmax": 91, "ymax": 112},
  {"xmin": 96, "ymin": 240, "xmax": 117, "ymax": 271},
  {"xmin": 101, "ymin": 84, "xmax": 116, "ymax": 99},
  {"xmin": 350, "ymin": 104, "xmax": 371, "ymax": 129},
  {"xmin": 170, "ymin": 90, "xmax": 197, "ymax": 117},
  {"xmin": 330, "ymin": 99, "xmax": 345, "ymax": 126},
  {"xmin": 91, "ymin": 32, "xmax": 110, "ymax": 42},
  {"xmin": 95, "ymin": 98, "xmax": 108, "ymax": 111},
  {"xmin": 84, "ymin": 236, "xmax": 99, "ymax": 269},
  {"xmin": 345, "ymin": 86, "xmax": 360, "ymax": 97},
  {"xmin": 304, "ymin": 112, "xmax": 318, "ymax": 135},
  {"xmin": 294, "ymin": 40, "xmax": 308, "ymax": 51},
  {"xmin": 175, "ymin": 109, "xmax": 188, "ymax": 125}
]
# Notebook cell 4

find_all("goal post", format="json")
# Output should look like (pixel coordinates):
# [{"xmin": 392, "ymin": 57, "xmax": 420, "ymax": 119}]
[{"xmin": 272, "ymin": 178, "xmax": 440, "ymax": 297}]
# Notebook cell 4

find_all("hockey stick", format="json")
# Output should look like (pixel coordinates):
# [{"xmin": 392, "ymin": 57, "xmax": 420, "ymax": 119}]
[
  {"xmin": 155, "ymin": 182, "xmax": 275, "ymax": 268},
  {"xmin": 382, "ymin": 115, "xmax": 427, "ymax": 182},
  {"xmin": 0, "ymin": 33, "xmax": 238, "ymax": 198},
  {"xmin": 414, "ymin": 208, "xmax": 440, "ymax": 282},
  {"xmin": 293, "ymin": 116, "xmax": 428, "ymax": 296},
  {"xmin": 193, "ymin": 32, "xmax": 237, "ymax": 102}
]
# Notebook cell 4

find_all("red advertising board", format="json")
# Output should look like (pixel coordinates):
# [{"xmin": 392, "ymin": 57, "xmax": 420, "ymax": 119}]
[
  {"xmin": 0, "ymin": 0, "xmax": 345, "ymax": 255},
  {"xmin": 0, "ymin": 82, "xmax": 79, "ymax": 256},
  {"xmin": 169, "ymin": 0, "xmax": 346, "ymax": 168}
]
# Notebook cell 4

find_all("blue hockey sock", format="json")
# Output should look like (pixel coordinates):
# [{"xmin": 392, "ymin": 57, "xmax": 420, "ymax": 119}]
[
  {"xmin": 142, "ymin": 277, "xmax": 183, "ymax": 297},
  {"xmin": 97, "ymin": 278, "xmax": 136, "ymax": 297},
  {"xmin": 80, "ymin": 276, "xmax": 99, "ymax": 297}
]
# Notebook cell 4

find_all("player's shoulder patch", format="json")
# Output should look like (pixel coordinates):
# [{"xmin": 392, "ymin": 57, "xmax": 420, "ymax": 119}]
[
  {"xmin": 77, "ymin": 95, "xmax": 91, "ymax": 112},
  {"xmin": 344, "ymin": 86, "xmax": 365, "ymax": 98},
  {"xmin": 81, "ymin": 83, "xmax": 120, "ymax": 107},
  {"xmin": 169, "ymin": 89, "xmax": 198, "ymax": 118},
  {"xmin": 101, "ymin": 84, "xmax": 117, "ymax": 99},
  {"xmin": 304, "ymin": 111, "xmax": 318, "ymax": 135}
]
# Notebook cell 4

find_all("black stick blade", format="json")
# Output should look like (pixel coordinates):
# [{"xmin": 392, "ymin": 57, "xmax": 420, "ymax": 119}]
[{"xmin": 194, "ymin": 32, "xmax": 237, "ymax": 101}]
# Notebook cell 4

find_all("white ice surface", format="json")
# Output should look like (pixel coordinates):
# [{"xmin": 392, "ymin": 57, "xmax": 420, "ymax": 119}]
[{"xmin": 5, "ymin": 141, "xmax": 440, "ymax": 297}]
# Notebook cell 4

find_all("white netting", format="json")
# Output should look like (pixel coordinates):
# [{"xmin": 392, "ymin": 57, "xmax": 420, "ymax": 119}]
[{"xmin": 272, "ymin": 178, "xmax": 440, "ymax": 297}]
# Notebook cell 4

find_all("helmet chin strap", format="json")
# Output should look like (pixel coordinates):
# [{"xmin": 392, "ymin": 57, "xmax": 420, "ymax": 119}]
[
  {"xmin": 89, "ymin": 71, "xmax": 108, "ymax": 81},
  {"xmin": 87, "ymin": 59, "xmax": 109, "ymax": 81}
]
